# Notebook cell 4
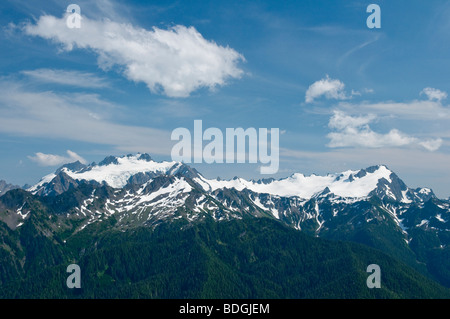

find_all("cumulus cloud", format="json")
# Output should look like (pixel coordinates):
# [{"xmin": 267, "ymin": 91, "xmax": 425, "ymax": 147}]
[
  {"xmin": 28, "ymin": 150, "xmax": 87, "ymax": 166},
  {"xmin": 22, "ymin": 69, "xmax": 109, "ymax": 88},
  {"xmin": 305, "ymin": 76, "xmax": 371, "ymax": 103},
  {"xmin": 305, "ymin": 75, "xmax": 348, "ymax": 103},
  {"xmin": 420, "ymin": 87, "xmax": 447, "ymax": 102},
  {"xmin": 23, "ymin": 14, "xmax": 244, "ymax": 97},
  {"xmin": 327, "ymin": 111, "xmax": 442, "ymax": 151}
]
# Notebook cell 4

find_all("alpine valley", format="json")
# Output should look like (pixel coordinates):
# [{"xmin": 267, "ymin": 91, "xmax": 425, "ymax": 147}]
[{"xmin": 0, "ymin": 153, "xmax": 449, "ymax": 298}]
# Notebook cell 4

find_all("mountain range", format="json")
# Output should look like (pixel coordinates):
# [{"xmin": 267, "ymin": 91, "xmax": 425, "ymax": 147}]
[{"xmin": 0, "ymin": 153, "xmax": 449, "ymax": 298}]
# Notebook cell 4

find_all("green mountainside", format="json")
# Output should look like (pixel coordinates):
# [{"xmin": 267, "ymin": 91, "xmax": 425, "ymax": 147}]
[{"xmin": 1, "ymin": 214, "xmax": 448, "ymax": 299}]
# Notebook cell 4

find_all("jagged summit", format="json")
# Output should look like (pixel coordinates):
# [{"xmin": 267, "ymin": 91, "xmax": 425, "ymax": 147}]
[
  {"xmin": 26, "ymin": 154, "xmax": 436, "ymax": 204},
  {"xmin": 28, "ymin": 153, "xmax": 180, "ymax": 194}
]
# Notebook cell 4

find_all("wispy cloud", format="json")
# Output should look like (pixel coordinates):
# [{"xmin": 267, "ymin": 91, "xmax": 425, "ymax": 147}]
[
  {"xmin": 338, "ymin": 90, "xmax": 450, "ymax": 120},
  {"xmin": 28, "ymin": 150, "xmax": 87, "ymax": 166},
  {"xmin": 326, "ymin": 110, "xmax": 442, "ymax": 151},
  {"xmin": 280, "ymin": 147, "xmax": 450, "ymax": 171},
  {"xmin": 0, "ymin": 80, "xmax": 173, "ymax": 155},
  {"xmin": 337, "ymin": 34, "xmax": 381, "ymax": 67},
  {"xmin": 23, "ymin": 13, "xmax": 245, "ymax": 97},
  {"xmin": 22, "ymin": 69, "xmax": 109, "ymax": 89}
]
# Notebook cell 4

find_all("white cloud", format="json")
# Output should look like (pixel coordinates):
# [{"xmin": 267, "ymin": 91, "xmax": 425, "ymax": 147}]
[
  {"xmin": 22, "ymin": 69, "xmax": 109, "ymax": 88},
  {"xmin": 0, "ymin": 80, "xmax": 173, "ymax": 155},
  {"xmin": 420, "ymin": 87, "xmax": 447, "ymax": 102},
  {"xmin": 28, "ymin": 150, "xmax": 87, "ymax": 166},
  {"xmin": 328, "ymin": 111, "xmax": 376, "ymax": 131},
  {"xmin": 338, "ymin": 99, "xmax": 450, "ymax": 120},
  {"xmin": 419, "ymin": 138, "xmax": 444, "ymax": 152},
  {"xmin": 305, "ymin": 76, "xmax": 372, "ymax": 104},
  {"xmin": 23, "ymin": 14, "xmax": 244, "ymax": 97},
  {"xmin": 350, "ymin": 89, "xmax": 361, "ymax": 97},
  {"xmin": 305, "ymin": 75, "xmax": 347, "ymax": 103},
  {"xmin": 327, "ymin": 111, "xmax": 442, "ymax": 151}
]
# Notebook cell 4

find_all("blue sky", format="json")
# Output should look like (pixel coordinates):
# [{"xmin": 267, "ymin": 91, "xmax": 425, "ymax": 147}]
[{"xmin": 0, "ymin": 0, "xmax": 449, "ymax": 197}]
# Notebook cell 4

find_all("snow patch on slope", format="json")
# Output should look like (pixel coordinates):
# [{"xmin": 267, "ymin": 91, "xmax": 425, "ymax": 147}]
[
  {"xmin": 28, "ymin": 172, "xmax": 56, "ymax": 193},
  {"xmin": 136, "ymin": 178, "xmax": 192, "ymax": 205}
]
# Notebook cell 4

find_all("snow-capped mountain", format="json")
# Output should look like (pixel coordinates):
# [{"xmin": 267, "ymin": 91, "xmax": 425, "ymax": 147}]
[
  {"xmin": 28, "ymin": 153, "xmax": 433, "ymax": 202},
  {"xmin": 194, "ymin": 164, "xmax": 434, "ymax": 203},
  {"xmin": 1, "ymin": 153, "xmax": 449, "ymax": 287},
  {"xmin": 28, "ymin": 154, "xmax": 186, "ymax": 195},
  {"xmin": 14, "ymin": 153, "xmax": 446, "ymax": 236}
]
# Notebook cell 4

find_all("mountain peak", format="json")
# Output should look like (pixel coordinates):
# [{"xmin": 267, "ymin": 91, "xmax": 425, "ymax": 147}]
[
  {"xmin": 367, "ymin": 164, "xmax": 390, "ymax": 173},
  {"xmin": 56, "ymin": 160, "xmax": 87, "ymax": 174},
  {"xmin": 0, "ymin": 180, "xmax": 20, "ymax": 196},
  {"xmin": 137, "ymin": 153, "xmax": 153, "ymax": 162},
  {"xmin": 28, "ymin": 153, "xmax": 181, "ymax": 193},
  {"xmin": 61, "ymin": 154, "xmax": 179, "ymax": 189},
  {"xmin": 97, "ymin": 153, "xmax": 153, "ymax": 166},
  {"xmin": 98, "ymin": 155, "xmax": 119, "ymax": 166}
]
